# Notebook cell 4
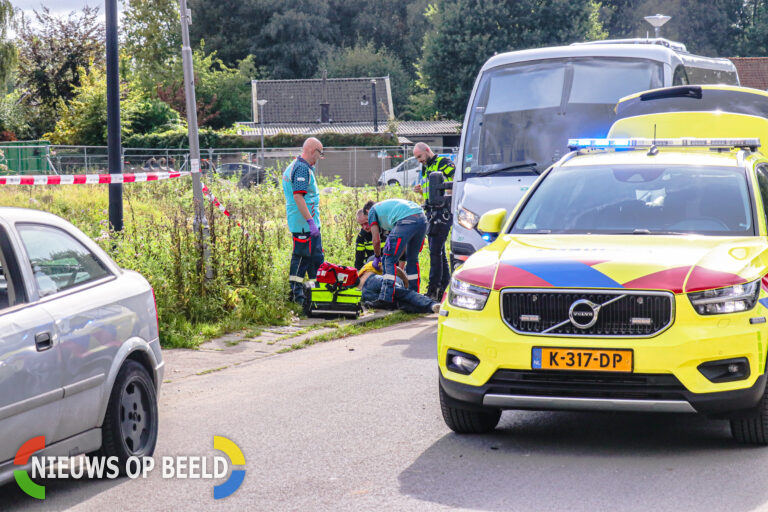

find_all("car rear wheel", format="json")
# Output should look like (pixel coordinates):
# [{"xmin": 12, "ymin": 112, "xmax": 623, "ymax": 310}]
[
  {"xmin": 439, "ymin": 382, "xmax": 500, "ymax": 434},
  {"xmin": 730, "ymin": 381, "xmax": 768, "ymax": 445},
  {"xmin": 97, "ymin": 360, "xmax": 159, "ymax": 470}
]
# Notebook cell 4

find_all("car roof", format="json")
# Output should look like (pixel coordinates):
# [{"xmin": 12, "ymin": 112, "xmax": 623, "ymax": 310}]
[
  {"xmin": 482, "ymin": 44, "xmax": 679, "ymax": 72},
  {"xmin": 562, "ymin": 149, "xmax": 743, "ymax": 168},
  {"xmin": 0, "ymin": 206, "xmax": 73, "ymax": 226}
]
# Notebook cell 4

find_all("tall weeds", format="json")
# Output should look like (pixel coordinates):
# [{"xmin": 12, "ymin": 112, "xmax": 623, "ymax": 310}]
[{"xmin": 0, "ymin": 174, "xmax": 425, "ymax": 348}]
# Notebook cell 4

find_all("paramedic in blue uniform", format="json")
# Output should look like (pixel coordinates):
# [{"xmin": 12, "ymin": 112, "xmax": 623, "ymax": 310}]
[
  {"xmin": 282, "ymin": 137, "xmax": 325, "ymax": 306},
  {"xmin": 358, "ymin": 199, "xmax": 427, "ymax": 308}
]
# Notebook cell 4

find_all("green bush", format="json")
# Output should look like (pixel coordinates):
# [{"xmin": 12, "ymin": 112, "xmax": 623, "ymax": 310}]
[
  {"xmin": 123, "ymin": 128, "xmax": 398, "ymax": 149},
  {"xmin": 0, "ymin": 175, "xmax": 426, "ymax": 348}
]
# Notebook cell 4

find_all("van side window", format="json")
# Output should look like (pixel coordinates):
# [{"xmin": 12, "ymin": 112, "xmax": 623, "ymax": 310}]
[
  {"xmin": 17, "ymin": 224, "xmax": 111, "ymax": 297},
  {"xmin": 673, "ymin": 65, "xmax": 689, "ymax": 86},
  {"xmin": 756, "ymin": 164, "xmax": 768, "ymax": 225}
]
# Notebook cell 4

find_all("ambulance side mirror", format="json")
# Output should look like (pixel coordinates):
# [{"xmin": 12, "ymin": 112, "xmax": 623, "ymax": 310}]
[{"xmin": 477, "ymin": 208, "xmax": 507, "ymax": 235}]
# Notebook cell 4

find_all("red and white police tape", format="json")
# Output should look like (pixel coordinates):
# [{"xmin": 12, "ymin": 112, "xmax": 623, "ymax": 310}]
[
  {"xmin": 201, "ymin": 183, "xmax": 250, "ymax": 238},
  {"xmin": 0, "ymin": 170, "xmax": 250, "ymax": 237},
  {"xmin": 0, "ymin": 171, "xmax": 190, "ymax": 185}
]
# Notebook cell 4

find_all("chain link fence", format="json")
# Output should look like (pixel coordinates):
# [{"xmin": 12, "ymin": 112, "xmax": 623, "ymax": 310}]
[{"xmin": 0, "ymin": 144, "xmax": 458, "ymax": 186}]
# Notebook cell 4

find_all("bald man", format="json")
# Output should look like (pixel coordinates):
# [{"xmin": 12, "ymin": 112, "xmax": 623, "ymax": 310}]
[{"xmin": 282, "ymin": 137, "xmax": 326, "ymax": 306}]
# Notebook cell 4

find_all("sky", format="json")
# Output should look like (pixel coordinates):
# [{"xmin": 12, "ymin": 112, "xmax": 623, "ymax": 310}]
[
  {"xmin": 13, "ymin": 1, "xmax": 110, "ymax": 16},
  {"xmin": 10, "ymin": 1, "xmax": 123, "ymax": 36}
]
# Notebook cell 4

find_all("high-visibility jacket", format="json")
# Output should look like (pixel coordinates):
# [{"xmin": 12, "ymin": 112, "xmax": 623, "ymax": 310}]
[
  {"xmin": 420, "ymin": 155, "xmax": 455, "ymax": 202},
  {"xmin": 354, "ymin": 228, "xmax": 374, "ymax": 270}
]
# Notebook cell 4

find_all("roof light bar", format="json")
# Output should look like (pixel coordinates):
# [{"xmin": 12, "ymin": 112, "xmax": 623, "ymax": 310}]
[{"xmin": 567, "ymin": 137, "xmax": 761, "ymax": 150}]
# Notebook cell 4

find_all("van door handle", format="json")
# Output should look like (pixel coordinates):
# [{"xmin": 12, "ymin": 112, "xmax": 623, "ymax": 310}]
[{"xmin": 35, "ymin": 332, "xmax": 52, "ymax": 352}]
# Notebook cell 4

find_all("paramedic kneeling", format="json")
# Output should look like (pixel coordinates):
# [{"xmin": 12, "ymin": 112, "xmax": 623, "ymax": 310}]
[
  {"xmin": 361, "ymin": 198, "xmax": 427, "ymax": 307},
  {"xmin": 358, "ymin": 260, "xmax": 439, "ymax": 314}
]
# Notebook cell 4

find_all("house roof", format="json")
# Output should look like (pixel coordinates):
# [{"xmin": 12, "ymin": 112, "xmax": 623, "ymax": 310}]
[
  {"xmin": 252, "ymin": 77, "xmax": 394, "ymax": 124},
  {"xmin": 236, "ymin": 120, "xmax": 461, "ymax": 138},
  {"xmin": 729, "ymin": 57, "xmax": 768, "ymax": 90}
]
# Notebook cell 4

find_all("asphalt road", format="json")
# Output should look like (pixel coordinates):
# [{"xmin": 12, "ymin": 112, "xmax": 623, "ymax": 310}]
[{"xmin": 3, "ymin": 317, "xmax": 768, "ymax": 511}]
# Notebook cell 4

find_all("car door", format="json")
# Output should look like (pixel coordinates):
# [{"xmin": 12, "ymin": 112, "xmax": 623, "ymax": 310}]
[
  {"xmin": 15, "ymin": 223, "xmax": 118, "ymax": 442},
  {"xmin": 0, "ymin": 221, "xmax": 61, "ymax": 464}
]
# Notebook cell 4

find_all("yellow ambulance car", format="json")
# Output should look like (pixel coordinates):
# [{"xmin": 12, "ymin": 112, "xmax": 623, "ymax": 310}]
[{"xmin": 438, "ymin": 87, "xmax": 768, "ymax": 444}]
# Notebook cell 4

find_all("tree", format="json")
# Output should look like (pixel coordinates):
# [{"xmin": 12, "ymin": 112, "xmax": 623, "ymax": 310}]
[
  {"xmin": 44, "ymin": 65, "xmax": 183, "ymax": 145},
  {"xmin": 321, "ymin": 43, "xmax": 410, "ymax": 116},
  {"xmin": 327, "ymin": 0, "xmax": 431, "ymax": 78},
  {"xmin": 157, "ymin": 47, "xmax": 256, "ymax": 129},
  {"xmin": 598, "ymin": 0, "xmax": 743, "ymax": 56},
  {"xmin": 188, "ymin": 0, "xmax": 336, "ymax": 79},
  {"xmin": 121, "ymin": 0, "xmax": 182, "ymax": 91},
  {"xmin": 0, "ymin": 0, "xmax": 16, "ymax": 89},
  {"xmin": 16, "ymin": 6, "xmax": 105, "ymax": 134},
  {"xmin": 420, "ymin": 0, "xmax": 605, "ymax": 119}
]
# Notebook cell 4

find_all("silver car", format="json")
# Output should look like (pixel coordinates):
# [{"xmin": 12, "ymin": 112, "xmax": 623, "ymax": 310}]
[{"xmin": 0, "ymin": 207, "xmax": 163, "ymax": 484}]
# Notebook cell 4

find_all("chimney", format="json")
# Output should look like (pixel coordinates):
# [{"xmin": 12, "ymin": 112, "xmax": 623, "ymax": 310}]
[{"xmin": 320, "ymin": 69, "xmax": 330, "ymax": 123}]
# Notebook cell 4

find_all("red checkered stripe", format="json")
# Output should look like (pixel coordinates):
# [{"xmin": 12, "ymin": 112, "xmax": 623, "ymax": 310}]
[
  {"xmin": 0, "ymin": 171, "xmax": 190, "ymax": 185},
  {"xmin": 201, "ymin": 183, "xmax": 250, "ymax": 238}
]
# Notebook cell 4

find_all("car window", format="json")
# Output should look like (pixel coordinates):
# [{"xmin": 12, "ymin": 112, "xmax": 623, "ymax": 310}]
[
  {"xmin": 17, "ymin": 224, "xmax": 112, "ymax": 297},
  {"xmin": 511, "ymin": 164, "xmax": 754, "ymax": 236}
]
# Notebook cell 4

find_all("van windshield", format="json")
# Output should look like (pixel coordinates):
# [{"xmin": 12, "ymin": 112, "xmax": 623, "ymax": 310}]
[{"xmin": 462, "ymin": 57, "xmax": 663, "ymax": 176}]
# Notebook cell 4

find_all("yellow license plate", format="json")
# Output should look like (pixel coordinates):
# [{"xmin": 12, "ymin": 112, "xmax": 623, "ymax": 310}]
[{"xmin": 532, "ymin": 347, "xmax": 633, "ymax": 372}]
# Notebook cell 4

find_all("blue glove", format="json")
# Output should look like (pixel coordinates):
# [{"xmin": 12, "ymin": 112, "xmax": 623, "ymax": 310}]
[
  {"xmin": 373, "ymin": 255, "xmax": 382, "ymax": 271},
  {"xmin": 306, "ymin": 218, "xmax": 320, "ymax": 237}
]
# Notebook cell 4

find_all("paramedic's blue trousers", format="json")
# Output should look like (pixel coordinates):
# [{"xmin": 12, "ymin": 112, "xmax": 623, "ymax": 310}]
[
  {"xmin": 289, "ymin": 232, "xmax": 324, "ymax": 304},
  {"xmin": 378, "ymin": 213, "xmax": 427, "ymax": 303}
]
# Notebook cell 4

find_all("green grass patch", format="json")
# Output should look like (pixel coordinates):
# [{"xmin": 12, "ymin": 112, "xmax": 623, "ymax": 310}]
[
  {"xmin": 276, "ymin": 311, "xmax": 421, "ymax": 354},
  {"xmin": 196, "ymin": 365, "xmax": 229, "ymax": 375}
]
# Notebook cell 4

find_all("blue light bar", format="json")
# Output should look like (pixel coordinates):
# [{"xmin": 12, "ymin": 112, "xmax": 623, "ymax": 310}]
[{"xmin": 567, "ymin": 137, "xmax": 761, "ymax": 150}]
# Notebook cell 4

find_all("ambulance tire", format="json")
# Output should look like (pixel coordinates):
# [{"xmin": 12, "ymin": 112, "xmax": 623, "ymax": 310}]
[
  {"xmin": 439, "ymin": 382, "xmax": 500, "ymax": 434},
  {"xmin": 731, "ymin": 380, "xmax": 768, "ymax": 445}
]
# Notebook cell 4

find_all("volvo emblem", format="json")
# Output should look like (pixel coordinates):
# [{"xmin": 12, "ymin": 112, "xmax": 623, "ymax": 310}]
[{"xmin": 569, "ymin": 299, "xmax": 600, "ymax": 329}]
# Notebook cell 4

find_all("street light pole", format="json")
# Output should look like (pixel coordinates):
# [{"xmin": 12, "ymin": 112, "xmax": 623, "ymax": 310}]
[
  {"xmin": 257, "ymin": 99, "xmax": 268, "ymax": 168},
  {"xmin": 644, "ymin": 14, "xmax": 671, "ymax": 38},
  {"xmin": 179, "ymin": 0, "xmax": 212, "ymax": 279}
]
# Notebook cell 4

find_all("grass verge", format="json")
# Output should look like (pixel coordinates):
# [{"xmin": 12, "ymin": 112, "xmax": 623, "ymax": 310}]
[{"xmin": 276, "ymin": 311, "xmax": 422, "ymax": 354}]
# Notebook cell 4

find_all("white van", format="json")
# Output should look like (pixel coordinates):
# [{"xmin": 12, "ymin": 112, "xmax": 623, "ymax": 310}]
[{"xmin": 450, "ymin": 38, "xmax": 739, "ymax": 268}]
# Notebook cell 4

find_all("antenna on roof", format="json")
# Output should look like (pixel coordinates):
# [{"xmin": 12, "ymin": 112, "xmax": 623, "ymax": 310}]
[{"xmin": 648, "ymin": 124, "xmax": 659, "ymax": 155}]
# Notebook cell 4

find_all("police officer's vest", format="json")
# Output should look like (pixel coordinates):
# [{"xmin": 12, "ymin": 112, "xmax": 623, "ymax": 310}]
[
  {"xmin": 420, "ymin": 155, "xmax": 454, "ymax": 202},
  {"xmin": 282, "ymin": 158, "xmax": 321, "ymax": 233}
]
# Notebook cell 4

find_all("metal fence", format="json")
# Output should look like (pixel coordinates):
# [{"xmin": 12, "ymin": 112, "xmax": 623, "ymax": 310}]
[{"xmin": 0, "ymin": 144, "xmax": 458, "ymax": 186}]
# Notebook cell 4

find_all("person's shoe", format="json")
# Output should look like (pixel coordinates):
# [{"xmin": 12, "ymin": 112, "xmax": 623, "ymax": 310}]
[
  {"xmin": 431, "ymin": 303, "xmax": 441, "ymax": 314},
  {"xmin": 368, "ymin": 299, "xmax": 397, "ymax": 310}
]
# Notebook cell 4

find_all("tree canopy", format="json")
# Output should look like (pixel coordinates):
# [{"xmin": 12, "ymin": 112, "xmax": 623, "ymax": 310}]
[{"xmin": 7, "ymin": 0, "xmax": 768, "ymax": 144}]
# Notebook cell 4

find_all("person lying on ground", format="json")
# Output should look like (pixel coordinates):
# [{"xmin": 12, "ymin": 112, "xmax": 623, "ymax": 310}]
[{"xmin": 357, "ymin": 260, "xmax": 439, "ymax": 314}]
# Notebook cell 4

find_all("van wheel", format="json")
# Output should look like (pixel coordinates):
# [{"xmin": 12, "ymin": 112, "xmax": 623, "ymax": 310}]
[
  {"xmin": 387, "ymin": 180, "xmax": 400, "ymax": 186},
  {"xmin": 97, "ymin": 360, "xmax": 159, "ymax": 470},
  {"xmin": 730, "ymin": 381, "xmax": 768, "ymax": 445},
  {"xmin": 439, "ymin": 382, "xmax": 500, "ymax": 434}
]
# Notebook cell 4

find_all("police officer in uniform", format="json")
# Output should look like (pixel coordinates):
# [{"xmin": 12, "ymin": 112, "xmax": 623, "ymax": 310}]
[
  {"xmin": 413, "ymin": 142, "xmax": 454, "ymax": 300},
  {"xmin": 282, "ymin": 137, "xmax": 325, "ymax": 306}
]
